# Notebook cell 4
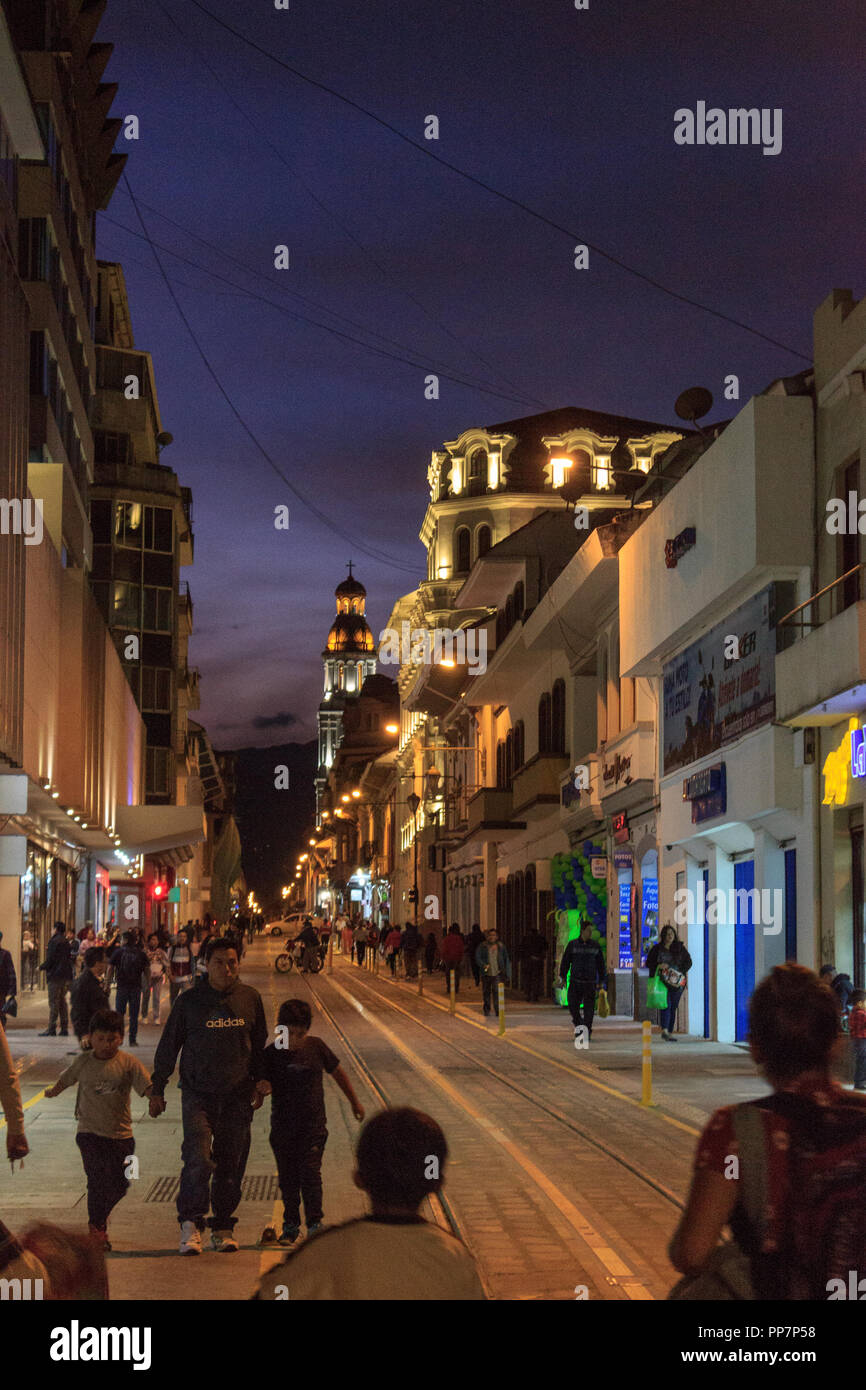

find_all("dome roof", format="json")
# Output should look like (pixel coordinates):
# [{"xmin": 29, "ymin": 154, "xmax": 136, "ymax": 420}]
[
  {"xmin": 325, "ymin": 614, "xmax": 375, "ymax": 653},
  {"xmin": 335, "ymin": 575, "xmax": 366, "ymax": 597}
]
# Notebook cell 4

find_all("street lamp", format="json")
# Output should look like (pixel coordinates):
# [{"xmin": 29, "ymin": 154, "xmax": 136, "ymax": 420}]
[{"xmin": 407, "ymin": 791, "xmax": 421, "ymax": 927}]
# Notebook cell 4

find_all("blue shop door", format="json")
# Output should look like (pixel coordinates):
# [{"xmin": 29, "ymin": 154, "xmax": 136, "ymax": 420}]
[
  {"xmin": 702, "ymin": 869, "xmax": 710, "ymax": 1038},
  {"xmin": 784, "ymin": 849, "xmax": 797, "ymax": 961},
  {"xmin": 734, "ymin": 860, "xmax": 756, "ymax": 1042}
]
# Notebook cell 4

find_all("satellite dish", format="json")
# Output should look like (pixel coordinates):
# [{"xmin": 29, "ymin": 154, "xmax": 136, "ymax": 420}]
[
  {"xmin": 156, "ymin": 431, "xmax": 174, "ymax": 448},
  {"xmin": 674, "ymin": 387, "xmax": 713, "ymax": 425}
]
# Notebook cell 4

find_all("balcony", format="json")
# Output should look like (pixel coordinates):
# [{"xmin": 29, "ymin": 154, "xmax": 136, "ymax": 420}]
[
  {"xmin": 179, "ymin": 665, "xmax": 200, "ymax": 710},
  {"xmin": 560, "ymin": 752, "xmax": 601, "ymax": 820},
  {"xmin": 178, "ymin": 581, "xmax": 193, "ymax": 636},
  {"xmin": 511, "ymin": 752, "xmax": 571, "ymax": 820},
  {"xmin": 776, "ymin": 568, "xmax": 866, "ymax": 725},
  {"xmin": 465, "ymin": 787, "xmax": 525, "ymax": 841},
  {"xmin": 598, "ymin": 724, "xmax": 656, "ymax": 811}
]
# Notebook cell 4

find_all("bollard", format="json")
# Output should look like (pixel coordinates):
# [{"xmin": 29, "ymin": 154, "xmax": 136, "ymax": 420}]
[
  {"xmin": 497, "ymin": 981, "xmax": 506, "ymax": 1036},
  {"xmin": 327, "ymin": 931, "xmax": 335, "ymax": 976},
  {"xmin": 418, "ymin": 961, "xmax": 423, "ymax": 996},
  {"xmin": 449, "ymin": 970, "xmax": 456, "ymax": 1015},
  {"xmin": 640, "ymin": 1019, "xmax": 656, "ymax": 1107}
]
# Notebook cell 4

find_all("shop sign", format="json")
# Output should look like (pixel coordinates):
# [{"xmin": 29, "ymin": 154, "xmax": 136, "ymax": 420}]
[
  {"xmin": 613, "ymin": 847, "xmax": 633, "ymax": 871},
  {"xmin": 618, "ymin": 882, "xmax": 634, "ymax": 969},
  {"xmin": 602, "ymin": 752, "xmax": 632, "ymax": 786},
  {"xmin": 665, "ymin": 526, "xmax": 696, "ymax": 569},
  {"xmin": 851, "ymin": 724, "xmax": 866, "ymax": 779},
  {"xmin": 612, "ymin": 812, "xmax": 629, "ymax": 845},
  {"xmin": 590, "ymin": 856, "xmax": 607, "ymax": 878},
  {"xmin": 823, "ymin": 717, "xmax": 862, "ymax": 806},
  {"xmin": 683, "ymin": 762, "xmax": 726, "ymax": 824}
]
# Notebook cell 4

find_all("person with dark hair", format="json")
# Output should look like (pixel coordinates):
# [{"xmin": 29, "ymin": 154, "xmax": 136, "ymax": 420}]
[
  {"xmin": 646, "ymin": 923, "xmax": 692, "ymax": 1041},
  {"xmin": 0, "ymin": 931, "xmax": 17, "ymax": 1029},
  {"xmin": 253, "ymin": 1108, "xmax": 484, "ymax": 1300},
  {"xmin": 424, "ymin": 931, "xmax": 438, "ymax": 974},
  {"xmin": 519, "ymin": 926, "xmax": 547, "ymax": 1003},
  {"xmin": 476, "ymin": 926, "xmax": 511, "ymax": 1018},
  {"xmin": 384, "ymin": 924, "xmax": 403, "ymax": 977},
  {"xmin": 39, "ymin": 922, "xmax": 74, "ymax": 1037},
  {"xmin": 167, "ymin": 928, "xmax": 194, "ymax": 1003},
  {"xmin": 352, "ymin": 920, "xmax": 369, "ymax": 968},
  {"xmin": 401, "ymin": 921, "xmax": 420, "ymax": 978},
  {"xmin": 467, "ymin": 924, "xmax": 484, "ymax": 986},
  {"xmin": 19, "ymin": 1222, "xmax": 108, "ymax": 1300},
  {"xmin": 141, "ymin": 933, "xmax": 169, "ymax": 1024},
  {"xmin": 149, "ymin": 938, "xmax": 269, "ymax": 1256},
  {"xmin": 258, "ymin": 997, "xmax": 364, "ymax": 1248},
  {"xmin": 440, "ymin": 923, "xmax": 465, "ymax": 996},
  {"xmin": 70, "ymin": 948, "xmax": 110, "ymax": 1047},
  {"xmin": 107, "ymin": 932, "xmax": 149, "ymax": 1047},
  {"xmin": 669, "ymin": 963, "xmax": 866, "ymax": 1300},
  {"xmin": 44, "ymin": 1009, "xmax": 153, "ymax": 1250}
]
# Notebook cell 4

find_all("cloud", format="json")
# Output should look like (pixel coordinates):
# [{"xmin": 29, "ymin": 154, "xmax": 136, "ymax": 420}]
[{"xmin": 251, "ymin": 711, "xmax": 299, "ymax": 730}]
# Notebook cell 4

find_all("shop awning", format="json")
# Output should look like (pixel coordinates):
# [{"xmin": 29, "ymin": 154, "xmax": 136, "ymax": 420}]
[{"xmin": 114, "ymin": 805, "xmax": 207, "ymax": 855}]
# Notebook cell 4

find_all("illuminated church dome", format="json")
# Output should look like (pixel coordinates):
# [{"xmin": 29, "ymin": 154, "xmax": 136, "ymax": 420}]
[{"xmin": 316, "ymin": 567, "xmax": 378, "ymax": 821}]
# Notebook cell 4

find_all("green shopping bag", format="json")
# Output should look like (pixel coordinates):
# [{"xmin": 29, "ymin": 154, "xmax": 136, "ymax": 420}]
[{"xmin": 646, "ymin": 973, "xmax": 668, "ymax": 1009}]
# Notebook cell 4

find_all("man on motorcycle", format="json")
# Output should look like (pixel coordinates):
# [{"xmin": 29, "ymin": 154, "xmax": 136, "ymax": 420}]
[{"xmin": 297, "ymin": 920, "xmax": 320, "ymax": 973}]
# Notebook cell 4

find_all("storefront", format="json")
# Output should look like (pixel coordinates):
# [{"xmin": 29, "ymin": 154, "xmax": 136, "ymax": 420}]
[{"xmin": 820, "ymin": 714, "xmax": 866, "ymax": 989}]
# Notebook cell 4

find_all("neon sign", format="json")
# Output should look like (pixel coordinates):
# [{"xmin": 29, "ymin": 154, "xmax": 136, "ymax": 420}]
[{"xmin": 822, "ymin": 717, "xmax": 862, "ymax": 806}]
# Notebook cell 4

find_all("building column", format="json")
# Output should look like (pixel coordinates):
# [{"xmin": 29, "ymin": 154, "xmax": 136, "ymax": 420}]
[
  {"xmin": 712, "ymin": 847, "xmax": 736, "ymax": 1044},
  {"xmin": 480, "ymin": 841, "xmax": 497, "ymax": 934},
  {"xmin": 753, "ymin": 827, "xmax": 786, "ymax": 978}
]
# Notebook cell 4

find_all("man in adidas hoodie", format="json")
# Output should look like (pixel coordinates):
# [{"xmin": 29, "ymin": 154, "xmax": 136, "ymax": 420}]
[{"xmin": 149, "ymin": 936, "xmax": 269, "ymax": 1256}]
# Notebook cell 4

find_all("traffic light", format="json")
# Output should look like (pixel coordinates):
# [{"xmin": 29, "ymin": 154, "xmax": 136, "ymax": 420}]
[
  {"xmin": 152, "ymin": 882, "xmax": 166, "ymax": 899},
  {"xmin": 408, "ymin": 887, "xmax": 418, "ymax": 904}
]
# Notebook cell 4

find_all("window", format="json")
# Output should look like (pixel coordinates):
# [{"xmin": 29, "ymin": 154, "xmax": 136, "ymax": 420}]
[
  {"xmin": 455, "ymin": 527, "xmax": 471, "ymax": 575},
  {"xmin": 114, "ymin": 502, "xmax": 143, "ymax": 548},
  {"xmin": 141, "ymin": 667, "xmax": 172, "ymax": 712},
  {"xmin": 573, "ymin": 448, "xmax": 593, "ymax": 491},
  {"xmin": 538, "ymin": 692, "xmax": 552, "ymax": 755},
  {"xmin": 505, "ymin": 730, "xmax": 514, "ymax": 788},
  {"xmin": 496, "ymin": 740, "xmax": 505, "ymax": 790},
  {"xmin": 94, "ymin": 431, "xmax": 132, "ymax": 466},
  {"xmin": 477, "ymin": 524, "xmax": 492, "ymax": 558},
  {"xmin": 505, "ymin": 595, "xmax": 514, "ymax": 631},
  {"xmin": 111, "ymin": 581, "xmax": 140, "ymax": 628},
  {"xmin": 551, "ymin": 679, "xmax": 566, "ymax": 755},
  {"xmin": 146, "ymin": 746, "xmax": 173, "ymax": 796},
  {"xmin": 89, "ymin": 499, "xmax": 112, "ymax": 544},
  {"xmin": 513, "ymin": 720, "xmax": 525, "ymax": 772},
  {"xmin": 142, "ymin": 587, "xmax": 172, "ymax": 632},
  {"xmin": 513, "ymin": 581, "xmax": 524, "ymax": 620},
  {"xmin": 468, "ymin": 449, "xmax": 487, "ymax": 496},
  {"xmin": 144, "ymin": 506, "xmax": 173, "ymax": 553}
]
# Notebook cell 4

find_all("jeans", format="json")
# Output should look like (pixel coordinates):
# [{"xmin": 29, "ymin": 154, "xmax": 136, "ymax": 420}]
[
  {"xmin": 141, "ymin": 975, "xmax": 163, "ymax": 1020},
  {"xmin": 482, "ymin": 972, "xmax": 504, "ymax": 1014},
  {"xmin": 387, "ymin": 952, "xmax": 398, "ymax": 976},
  {"xmin": 77, "ymin": 1133, "xmax": 134, "ymax": 1229},
  {"xmin": 403, "ymin": 947, "xmax": 418, "ymax": 978},
  {"xmin": 47, "ymin": 979, "xmax": 70, "ymax": 1032},
  {"xmin": 178, "ymin": 1086, "xmax": 253, "ymax": 1229},
  {"xmin": 662, "ymin": 985, "xmax": 684, "ymax": 1034},
  {"xmin": 271, "ymin": 1130, "xmax": 326, "ymax": 1229},
  {"xmin": 567, "ymin": 980, "xmax": 596, "ymax": 1031},
  {"xmin": 854, "ymin": 1038, "xmax": 866, "ymax": 1088},
  {"xmin": 356, "ymin": 944, "xmax": 366, "ymax": 967},
  {"xmin": 445, "ymin": 965, "xmax": 461, "ymax": 996},
  {"xmin": 115, "ymin": 983, "xmax": 141, "ymax": 1044}
]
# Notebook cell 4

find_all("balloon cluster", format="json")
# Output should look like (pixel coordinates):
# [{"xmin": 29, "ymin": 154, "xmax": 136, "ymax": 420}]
[{"xmin": 551, "ymin": 842, "xmax": 608, "ymax": 959}]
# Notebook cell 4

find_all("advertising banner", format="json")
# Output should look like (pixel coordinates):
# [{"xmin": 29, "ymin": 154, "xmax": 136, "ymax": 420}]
[{"xmin": 662, "ymin": 584, "xmax": 776, "ymax": 775}]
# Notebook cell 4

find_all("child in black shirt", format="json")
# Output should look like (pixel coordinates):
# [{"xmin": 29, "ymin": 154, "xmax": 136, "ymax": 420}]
[{"xmin": 260, "ymin": 998, "xmax": 364, "ymax": 1245}]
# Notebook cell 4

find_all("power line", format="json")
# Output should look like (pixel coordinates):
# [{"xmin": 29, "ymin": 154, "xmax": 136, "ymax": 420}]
[
  {"xmin": 186, "ymin": 0, "xmax": 811, "ymax": 363},
  {"xmin": 120, "ymin": 174, "xmax": 423, "ymax": 576},
  {"xmin": 154, "ymin": 0, "xmax": 534, "ymax": 403},
  {"xmin": 103, "ymin": 207, "xmax": 545, "ymax": 411}
]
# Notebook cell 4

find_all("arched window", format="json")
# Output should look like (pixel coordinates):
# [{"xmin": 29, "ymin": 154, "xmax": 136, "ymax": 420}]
[
  {"xmin": 573, "ymin": 447, "xmax": 592, "ymax": 492},
  {"xmin": 468, "ymin": 449, "xmax": 487, "ymax": 496},
  {"xmin": 455, "ymin": 527, "xmax": 471, "ymax": 574},
  {"xmin": 505, "ymin": 730, "xmax": 514, "ymax": 788},
  {"xmin": 496, "ymin": 740, "xmax": 505, "ymax": 790},
  {"xmin": 496, "ymin": 609, "xmax": 506, "ymax": 645},
  {"xmin": 477, "ymin": 524, "xmax": 492, "ymax": 558},
  {"xmin": 505, "ymin": 594, "xmax": 514, "ymax": 632},
  {"xmin": 538, "ymin": 692, "xmax": 552, "ymax": 755},
  {"xmin": 513, "ymin": 581, "xmax": 524, "ymax": 620},
  {"xmin": 551, "ymin": 679, "xmax": 566, "ymax": 755},
  {"xmin": 513, "ymin": 720, "xmax": 525, "ymax": 772}
]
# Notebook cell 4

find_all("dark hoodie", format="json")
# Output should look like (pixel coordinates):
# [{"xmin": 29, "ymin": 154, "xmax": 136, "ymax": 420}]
[
  {"xmin": 151, "ymin": 979, "xmax": 267, "ymax": 1097},
  {"xmin": 646, "ymin": 931, "xmax": 692, "ymax": 982}
]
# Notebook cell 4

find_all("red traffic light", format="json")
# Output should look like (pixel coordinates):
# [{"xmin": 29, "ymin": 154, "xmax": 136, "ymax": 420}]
[{"xmin": 152, "ymin": 882, "xmax": 166, "ymax": 898}]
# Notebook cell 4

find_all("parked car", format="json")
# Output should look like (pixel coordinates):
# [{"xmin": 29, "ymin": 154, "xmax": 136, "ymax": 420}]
[{"xmin": 263, "ymin": 913, "xmax": 321, "ymax": 938}]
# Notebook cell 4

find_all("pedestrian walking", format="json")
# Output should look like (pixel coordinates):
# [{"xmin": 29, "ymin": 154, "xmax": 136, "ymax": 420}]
[
  {"xmin": 0, "ymin": 931, "xmax": 17, "ymax": 1029},
  {"xmin": 440, "ymin": 924, "xmax": 465, "ymax": 996},
  {"xmin": 0, "ymin": 1023, "xmax": 28, "ymax": 1164},
  {"xmin": 167, "ymin": 929, "xmax": 195, "ymax": 1003},
  {"xmin": 21, "ymin": 928, "xmax": 37, "ymax": 991},
  {"xmin": 669, "ymin": 964, "xmax": 866, "ymax": 1300},
  {"xmin": 149, "ymin": 937, "xmax": 269, "ymax": 1255},
  {"xmin": 646, "ymin": 924, "xmax": 692, "ymax": 1041},
  {"xmin": 467, "ymin": 924, "xmax": 484, "ymax": 986},
  {"xmin": 424, "ymin": 931, "xmax": 438, "ymax": 974},
  {"xmin": 475, "ymin": 927, "xmax": 511, "ymax": 1016},
  {"xmin": 402, "ymin": 922, "xmax": 421, "ymax": 978},
  {"xmin": 253, "ymin": 1108, "xmax": 485, "ymax": 1301},
  {"xmin": 518, "ymin": 926, "xmax": 547, "ymax": 1003},
  {"xmin": 353, "ymin": 921, "xmax": 369, "ymax": 968},
  {"xmin": 44, "ymin": 1008, "xmax": 153, "ymax": 1250},
  {"xmin": 851, "ymin": 988, "xmax": 866, "ymax": 1091},
  {"xmin": 559, "ymin": 924, "xmax": 605, "ymax": 1039},
  {"xmin": 141, "ymin": 933, "xmax": 170, "ymax": 1024},
  {"xmin": 70, "ymin": 948, "xmax": 110, "ymax": 1047},
  {"xmin": 39, "ymin": 922, "xmax": 74, "ymax": 1037},
  {"xmin": 259, "ymin": 998, "xmax": 364, "ymax": 1247},
  {"xmin": 108, "ymin": 932, "xmax": 149, "ymax": 1047},
  {"xmin": 384, "ymin": 925, "xmax": 403, "ymax": 977}
]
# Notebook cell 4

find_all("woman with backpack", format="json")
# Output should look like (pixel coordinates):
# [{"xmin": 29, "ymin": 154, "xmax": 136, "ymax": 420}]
[
  {"xmin": 646, "ymin": 923, "xmax": 692, "ymax": 1041},
  {"xmin": 669, "ymin": 963, "xmax": 866, "ymax": 1299}
]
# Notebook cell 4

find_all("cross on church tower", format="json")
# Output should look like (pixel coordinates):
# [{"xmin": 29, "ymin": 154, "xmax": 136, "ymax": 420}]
[{"xmin": 347, "ymin": 560, "xmax": 354, "ymax": 577}]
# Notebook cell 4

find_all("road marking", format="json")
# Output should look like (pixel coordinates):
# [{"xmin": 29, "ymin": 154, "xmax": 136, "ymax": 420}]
[
  {"xmin": 326, "ymin": 974, "xmax": 655, "ymax": 1299},
  {"xmin": 0, "ymin": 1087, "xmax": 46, "ymax": 1131}
]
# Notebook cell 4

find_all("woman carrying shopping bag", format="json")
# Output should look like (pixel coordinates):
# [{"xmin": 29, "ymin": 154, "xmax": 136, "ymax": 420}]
[{"xmin": 646, "ymin": 923, "xmax": 692, "ymax": 1041}]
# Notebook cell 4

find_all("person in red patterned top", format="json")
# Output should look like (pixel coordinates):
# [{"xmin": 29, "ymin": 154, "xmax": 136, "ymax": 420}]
[
  {"xmin": 851, "ymin": 988, "xmax": 866, "ymax": 1091},
  {"xmin": 669, "ymin": 963, "xmax": 866, "ymax": 1299}
]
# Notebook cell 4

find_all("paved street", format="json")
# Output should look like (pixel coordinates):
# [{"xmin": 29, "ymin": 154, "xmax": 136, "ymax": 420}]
[{"xmin": 1, "ymin": 936, "xmax": 787, "ymax": 1302}]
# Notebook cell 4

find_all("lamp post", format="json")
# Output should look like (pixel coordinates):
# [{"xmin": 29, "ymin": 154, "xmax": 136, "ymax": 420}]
[{"xmin": 406, "ymin": 791, "xmax": 420, "ymax": 927}]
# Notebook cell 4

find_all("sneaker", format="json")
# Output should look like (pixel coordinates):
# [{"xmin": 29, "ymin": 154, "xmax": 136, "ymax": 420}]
[
  {"xmin": 210, "ymin": 1229, "xmax": 239, "ymax": 1253},
  {"xmin": 38, "ymin": 1030, "xmax": 56, "ymax": 1037},
  {"xmin": 278, "ymin": 1225, "xmax": 300, "ymax": 1246},
  {"xmin": 258, "ymin": 1225, "xmax": 279, "ymax": 1246},
  {"xmin": 129, "ymin": 1040, "xmax": 138, "ymax": 1047},
  {"xmin": 59, "ymin": 1030, "xmax": 69, "ymax": 1037},
  {"xmin": 306, "ymin": 1222, "xmax": 322, "ymax": 1238},
  {"xmin": 179, "ymin": 1221, "xmax": 203, "ymax": 1256}
]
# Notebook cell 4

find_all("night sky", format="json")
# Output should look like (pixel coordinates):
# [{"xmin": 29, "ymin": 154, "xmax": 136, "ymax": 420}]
[{"xmin": 95, "ymin": 0, "xmax": 864, "ymax": 749}]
